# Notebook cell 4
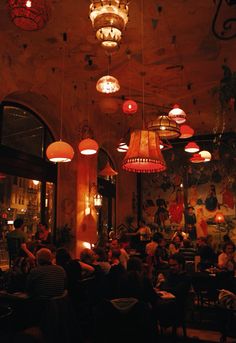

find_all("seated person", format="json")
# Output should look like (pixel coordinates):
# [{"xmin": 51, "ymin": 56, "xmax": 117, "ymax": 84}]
[
  {"xmin": 26, "ymin": 248, "xmax": 66, "ymax": 298},
  {"xmin": 179, "ymin": 239, "xmax": 197, "ymax": 262},
  {"xmin": 197, "ymin": 236, "xmax": 216, "ymax": 270},
  {"xmin": 154, "ymin": 237, "xmax": 169, "ymax": 271},
  {"xmin": 169, "ymin": 234, "xmax": 184, "ymax": 255},
  {"xmin": 35, "ymin": 222, "xmax": 52, "ymax": 246},
  {"xmin": 109, "ymin": 239, "xmax": 129, "ymax": 269},
  {"xmin": 218, "ymin": 242, "xmax": 236, "ymax": 272},
  {"xmin": 93, "ymin": 247, "xmax": 111, "ymax": 275}
]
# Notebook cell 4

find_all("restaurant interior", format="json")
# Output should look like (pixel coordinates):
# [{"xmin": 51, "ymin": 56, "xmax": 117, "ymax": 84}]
[{"xmin": 0, "ymin": 1, "xmax": 236, "ymax": 342}]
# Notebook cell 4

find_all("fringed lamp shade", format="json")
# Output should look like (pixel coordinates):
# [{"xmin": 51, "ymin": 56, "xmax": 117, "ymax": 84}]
[
  {"xmin": 148, "ymin": 115, "xmax": 180, "ymax": 139},
  {"xmin": 168, "ymin": 104, "xmax": 186, "ymax": 124},
  {"xmin": 99, "ymin": 161, "xmax": 118, "ymax": 176},
  {"xmin": 179, "ymin": 125, "xmax": 194, "ymax": 139},
  {"xmin": 96, "ymin": 75, "xmax": 120, "ymax": 94},
  {"xmin": 199, "ymin": 150, "xmax": 211, "ymax": 162},
  {"xmin": 78, "ymin": 138, "xmax": 99, "ymax": 155},
  {"xmin": 122, "ymin": 99, "xmax": 138, "ymax": 115},
  {"xmin": 190, "ymin": 153, "xmax": 204, "ymax": 163},
  {"xmin": 122, "ymin": 130, "xmax": 166, "ymax": 173},
  {"xmin": 46, "ymin": 140, "xmax": 74, "ymax": 163},
  {"xmin": 8, "ymin": 0, "xmax": 50, "ymax": 31},
  {"xmin": 185, "ymin": 141, "xmax": 200, "ymax": 153}
]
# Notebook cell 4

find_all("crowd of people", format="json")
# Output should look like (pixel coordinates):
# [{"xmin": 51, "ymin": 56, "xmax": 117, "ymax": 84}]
[{"xmin": 1, "ymin": 218, "xmax": 236, "ymax": 342}]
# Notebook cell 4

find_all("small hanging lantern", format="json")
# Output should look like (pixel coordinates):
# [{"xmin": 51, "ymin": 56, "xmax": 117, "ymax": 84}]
[
  {"xmin": 46, "ymin": 140, "xmax": 74, "ymax": 163},
  {"xmin": 199, "ymin": 150, "xmax": 212, "ymax": 162},
  {"xmin": 122, "ymin": 99, "xmax": 138, "ymax": 115},
  {"xmin": 96, "ymin": 75, "xmax": 120, "ymax": 94},
  {"xmin": 179, "ymin": 125, "xmax": 194, "ymax": 139},
  {"xmin": 94, "ymin": 193, "xmax": 103, "ymax": 214},
  {"xmin": 168, "ymin": 104, "xmax": 186, "ymax": 124},
  {"xmin": 190, "ymin": 153, "xmax": 205, "ymax": 163},
  {"xmin": 184, "ymin": 141, "xmax": 200, "ymax": 153},
  {"xmin": 214, "ymin": 212, "xmax": 225, "ymax": 224},
  {"xmin": 8, "ymin": 0, "xmax": 50, "ymax": 31},
  {"xmin": 78, "ymin": 138, "xmax": 99, "ymax": 156},
  {"xmin": 148, "ymin": 115, "xmax": 180, "ymax": 140},
  {"xmin": 122, "ymin": 130, "xmax": 166, "ymax": 173},
  {"xmin": 99, "ymin": 161, "xmax": 118, "ymax": 177}
]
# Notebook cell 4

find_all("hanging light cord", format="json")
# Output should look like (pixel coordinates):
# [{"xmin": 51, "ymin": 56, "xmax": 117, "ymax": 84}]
[
  {"xmin": 141, "ymin": 0, "xmax": 145, "ymax": 129},
  {"xmin": 60, "ymin": 33, "xmax": 67, "ymax": 140}
]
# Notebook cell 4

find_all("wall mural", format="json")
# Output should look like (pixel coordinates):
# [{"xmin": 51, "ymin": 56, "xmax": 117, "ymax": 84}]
[{"xmin": 142, "ymin": 137, "xmax": 236, "ymax": 244}]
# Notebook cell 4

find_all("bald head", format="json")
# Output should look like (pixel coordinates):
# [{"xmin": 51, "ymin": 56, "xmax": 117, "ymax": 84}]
[{"xmin": 36, "ymin": 248, "xmax": 52, "ymax": 265}]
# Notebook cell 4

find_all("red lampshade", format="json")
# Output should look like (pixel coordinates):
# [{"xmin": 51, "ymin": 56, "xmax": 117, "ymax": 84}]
[
  {"xmin": 214, "ymin": 212, "xmax": 225, "ymax": 224},
  {"xmin": 122, "ymin": 99, "xmax": 138, "ymax": 115},
  {"xmin": 78, "ymin": 138, "xmax": 99, "ymax": 155},
  {"xmin": 99, "ymin": 162, "xmax": 118, "ymax": 177},
  {"xmin": 184, "ymin": 141, "xmax": 200, "ymax": 153},
  {"xmin": 8, "ymin": 0, "xmax": 50, "ymax": 31},
  {"xmin": 179, "ymin": 125, "xmax": 194, "ymax": 139},
  {"xmin": 122, "ymin": 130, "xmax": 166, "ymax": 173},
  {"xmin": 46, "ymin": 140, "xmax": 74, "ymax": 163},
  {"xmin": 168, "ymin": 104, "xmax": 186, "ymax": 124},
  {"xmin": 190, "ymin": 153, "xmax": 205, "ymax": 163}
]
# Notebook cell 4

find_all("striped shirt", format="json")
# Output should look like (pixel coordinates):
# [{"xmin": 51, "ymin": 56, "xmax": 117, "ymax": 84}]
[{"xmin": 26, "ymin": 264, "xmax": 66, "ymax": 298}]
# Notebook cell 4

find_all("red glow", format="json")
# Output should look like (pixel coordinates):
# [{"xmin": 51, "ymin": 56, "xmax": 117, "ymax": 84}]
[
  {"xmin": 214, "ymin": 212, "xmax": 225, "ymax": 224},
  {"xmin": 122, "ymin": 99, "xmax": 138, "ymax": 115}
]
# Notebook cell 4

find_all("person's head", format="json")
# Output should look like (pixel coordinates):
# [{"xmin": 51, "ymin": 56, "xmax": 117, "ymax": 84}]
[
  {"xmin": 80, "ymin": 248, "xmax": 95, "ymax": 265},
  {"xmin": 93, "ymin": 247, "xmax": 107, "ymax": 262},
  {"xmin": 56, "ymin": 247, "xmax": 71, "ymax": 266},
  {"xmin": 14, "ymin": 218, "xmax": 24, "ymax": 230},
  {"xmin": 223, "ymin": 242, "xmax": 235, "ymax": 255},
  {"xmin": 197, "ymin": 236, "xmax": 207, "ymax": 247},
  {"xmin": 127, "ymin": 257, "xmax": 142, "ymax": 274},
  {"xmin": 36, "ymin": 248, "xmax": 52, "ymax": 266},
  {"xmin": 109, "ymin": 248, "xmax": 121, "ymax": 263},
  {"xmin": 168, "ymin": 253, "xmax": 185, "ymax": 274},
  {"xmin": 173, "ymin": 234, "xmax": 183, "ymax": 245},
  {"xmin": 38, "ymin": 222, "xmax": 48, "ymax": 232},
  {"xmin": 110, "ymin": 239, "xmax": 119, "ymax": 250}
]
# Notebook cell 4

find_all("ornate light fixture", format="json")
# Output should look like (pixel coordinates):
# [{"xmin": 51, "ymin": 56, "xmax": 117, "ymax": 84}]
[
  {"xmin": 79, "ymin": 138, "xmax": 99, "ymax": 156},
  {"xmin": 168, "ymin": 104, "xmax": 186, "ymax": 124},
  {"xmin": 179, "ymin": 125, "xmax": 194, "ymax": 139},
  {"xmin": 96, "ymin": 75, "xmax": 120, "ymax": 94},
  {"xmin": 94, "ymin": 193, "xmax": 103, "ymax": 214},
  {"xmin": 99, "ymin": 161, "xmax": 118, "ymax": 176},
  {"xmin": 117, "ymin": 138, "xmax": 129, "ymax": 152},
  {"xmin": 46, "ymin": 140, "xmax": 74, "ymax": 162},
  {"xmin": 8, "ymin": 0, "xmax": 50, "ymax": 31},
  {"xmin": 89, "ymin": 0, "xmax": 129, "ymax": 53},
  {"xmin": 122, "ymin": 99, "xmax": 138, "ymax": 115},
  {"xmin": 199, "ymin": 150, "xmax": 212, "ymax": 162},
  {"xmin": 122, "ymin": 130, "xmax": 166, "ymax": 173},
  {"xmin": 184, "ymin": 142, "xmax": 200, "ymax": 153},
  {"xmin": 190, "ymin": 153, "xmax": 205, "ymax": 163},
  {"xmin": 148, "ymin": 115, "xmax": 180, "ymax": 140}
]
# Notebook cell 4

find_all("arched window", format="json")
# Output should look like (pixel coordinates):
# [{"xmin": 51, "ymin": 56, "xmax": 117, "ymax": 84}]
[{"xmin": 0, "ymin": 102, "xmax": 57, "ymax": 263}]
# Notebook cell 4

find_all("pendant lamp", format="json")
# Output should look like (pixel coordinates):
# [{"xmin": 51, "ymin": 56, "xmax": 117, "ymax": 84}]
[
  {"xmin": 117, "ymin": 139, "xmax": 129, "ymax": 152},
  {"xmin": 190, "ymin": 153, "xmax": 204, "ymax": 163},
  {"xmin": 185, "ymin": 142, "xmax": 200, "ymax": 153},
  {"xmin": 179, "ymin": 125, "xmax": 194, "ymax": 139},
  {"xmin": 199, "ymin": 150, "xmax": 212, "ymax": 162},
  {"xmin": 99, "ymin": 161, "xmax": 118, "ymax": 177},
  {"xmin": 122, "ymin": 99, "xmax": 138, "ymax": 115},
  {"xmin": 8, "ymin": 0, "xmax": 50, "ymax": 31},
  {"xmin": 122, "ymin": 130, "xmax": 166, "ymax": 173},
  {"xmin": 214, "ymin": 212, "xmax": 225, "ymax": 224},
  {"xmin": 168, "ymin": 104, "xmax": 186, "ymax": 124},
  {"xmin": 46, "ymin": 140, "xmax": 74, "ymax": 162},
  {"xmin": 148, "ymin": 115, "xmax": 180, "ymax": 140},
  {"xmin": 46, "ymin": 34, "xmax": 74, "ymax": 163},
  {"xmin": 79, "ymin": 138, "xmax": 99, "ymax": 156},
  {"xmin": 96, "ymin": 75, "xmax": 120, "ymax": 94}
]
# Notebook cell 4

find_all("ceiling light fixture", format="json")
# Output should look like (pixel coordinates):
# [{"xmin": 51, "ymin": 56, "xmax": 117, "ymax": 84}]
[
  {"xmin": 199, "ymin": 150, "xmax": 212, "ymax": 162},
  {"xmin": 122, "ymin": 99, "xmax": 138, "ymax": 115},
  {"xmin": 99, "ymin": 161, "xmax": 118, "ymax": 177},
  {"xmin": 89, "ymin": 0, "xmax": 129, "ymax": 53},
  {"xmin": 8, "ymin": 0, "xmax": 50, "ymax": 31},
  {"xmin": 96, "ymin": 75, "xmax": 120, "ymax": 94},
  {"xmin": 78, "ymin": 138, "xmax": 99, "ymax": 156},
  {"xmin": 148, "ymin": 115, "xmax": 180, "ymax": 140},
  {"xmin": 117, "ymin": 139, "xmax": 129, "ymax": 152},
  {"xmin": 184, "ymin": 141, "xmax": 200, "ymax": 153},
  {"xmin": 190, "ymin": 153, "xmax": 205, "ymax": 163},
  {"xmin": 46, "ymin": 33, "xmax": 74, "ymax": 163},
  {"xmin": 168, "ymin": 104, "xmax": 186, "ymax": 124},
  {"xmin": 179, "ymin": 124, "xmax": 194, "ymax": 139}
]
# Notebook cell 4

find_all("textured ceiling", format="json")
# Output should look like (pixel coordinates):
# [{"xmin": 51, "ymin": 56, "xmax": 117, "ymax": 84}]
[{"xmin": 1, "ymin": 0, "xmax": 236, "ymax": 144}]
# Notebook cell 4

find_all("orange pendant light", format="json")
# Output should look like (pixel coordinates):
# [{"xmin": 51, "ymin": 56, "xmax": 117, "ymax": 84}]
[
  {"xmin": 78, "ymin": 138, "xmax": 99, "ymax": 156},
  {"xmin": 190, "ymin": 153, "xmax": 204, "ymax": 163},
  {"xmin": 148, "ymin": 115, "xmax": 180, "ymax": 140},
  {"xmin": 184, "ymin": 141, "xmax": 200, "ymax": 153},
  {"xmin": 122, "ymin": 130, "xmax": 166, "ymax": 173},
  {"xmin": 99, "ymin": 161, "xmax": 118, "ymax": 177},
  {"xmin": 46, "ymin": 140, "xmax": 74, "ymax": 163},
  {"xmin": 214, "ymin": 212, "xmax": 225, "ymax": 224},
  {"xmin": 179, "ymin": 125, "xmax": 194, "ymax": 139}
]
